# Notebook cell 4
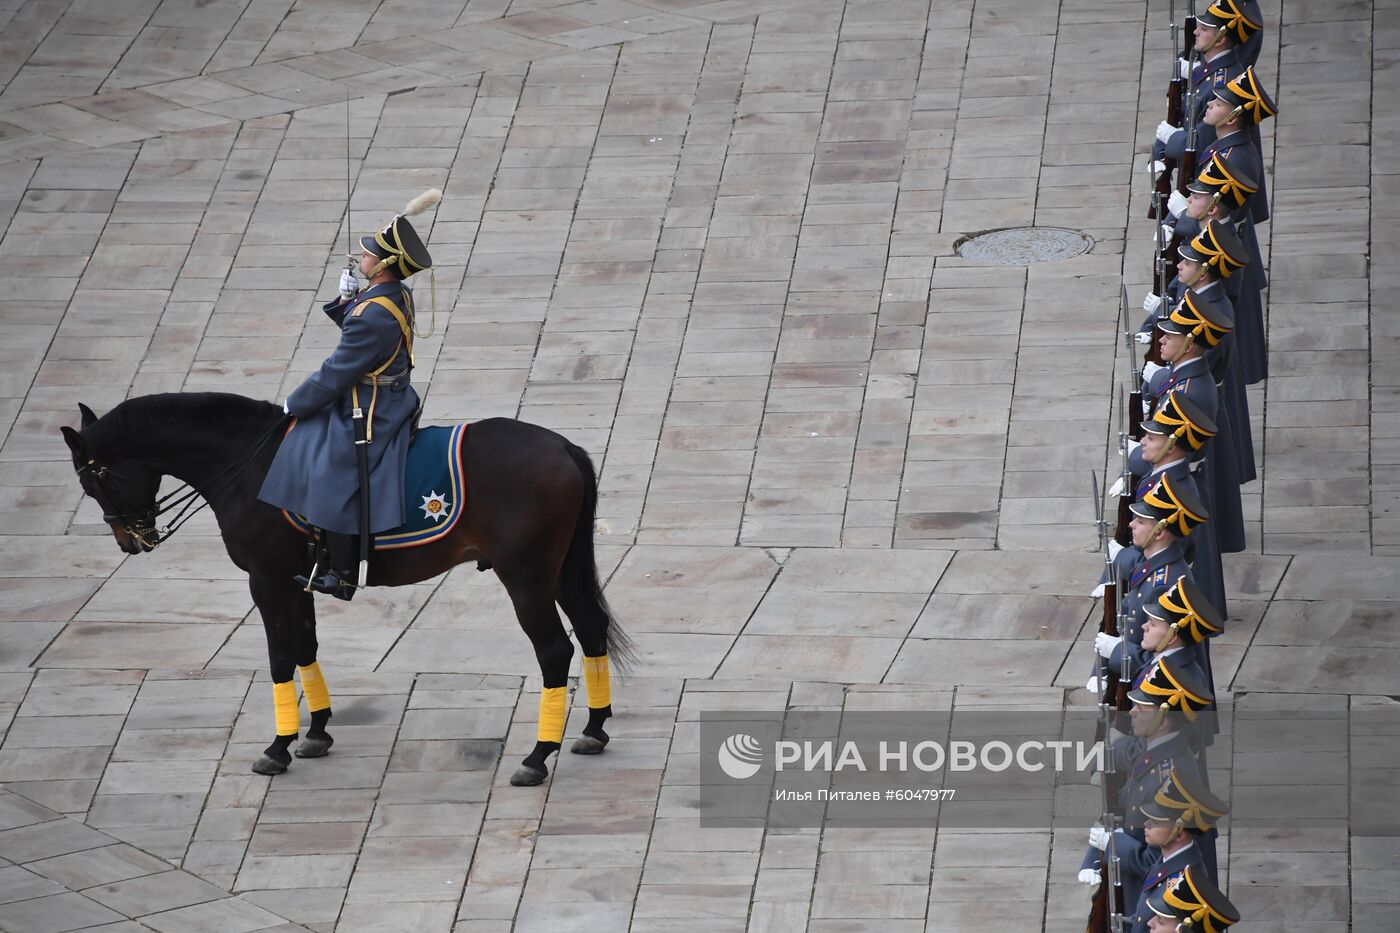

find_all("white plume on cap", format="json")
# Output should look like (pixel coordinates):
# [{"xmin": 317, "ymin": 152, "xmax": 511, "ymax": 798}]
[{"xmin": 402, "ymin": 188, "xmax": 442, "ymax": 216}]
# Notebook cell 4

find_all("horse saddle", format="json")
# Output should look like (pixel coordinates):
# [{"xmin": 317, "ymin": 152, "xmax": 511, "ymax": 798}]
[{"xmin": 283, "ymin": 423, "xmax": 468, "ymax": 551}]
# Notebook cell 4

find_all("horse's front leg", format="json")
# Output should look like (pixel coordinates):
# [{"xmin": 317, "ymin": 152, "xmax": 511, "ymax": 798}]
[
  {"xmin": 249, "ymin": 573, "xmax": 333, "ymax": 774},
  {"xmin": 292, "ymin": 587, "xmax": 334, "ymax": 760}
]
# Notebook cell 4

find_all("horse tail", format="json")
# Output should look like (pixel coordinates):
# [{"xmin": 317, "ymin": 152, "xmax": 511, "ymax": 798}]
[{"xmin": 560, "ymin": 442, "xmax": 637, "ymax": 675}]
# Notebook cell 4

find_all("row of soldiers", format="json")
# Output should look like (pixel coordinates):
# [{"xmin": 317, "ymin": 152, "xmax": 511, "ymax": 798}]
[{"xmin": 1076, "ymin": 2, "xmax": 1277, "ymax": 931}]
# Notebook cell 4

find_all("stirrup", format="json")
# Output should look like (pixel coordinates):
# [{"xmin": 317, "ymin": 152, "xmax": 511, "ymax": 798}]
[{"xmin": 293, "ymin": 569, "xmax": 357, "ymax": 601}]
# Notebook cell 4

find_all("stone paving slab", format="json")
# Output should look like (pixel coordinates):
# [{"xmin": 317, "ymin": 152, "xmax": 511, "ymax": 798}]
[{"xmin": 0, "ymin": 0, "xmax": 1396, "ymax": 930}]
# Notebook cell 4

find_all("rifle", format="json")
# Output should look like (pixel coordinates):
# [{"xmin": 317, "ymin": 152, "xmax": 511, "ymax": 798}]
[
  {"xmin": 1113, "ymin": 393, "xmax": 1135, "ymax": 546},
  {"xmin": 1122, "ymin": 287, "xmax": 1144, "ymax": 443},
  {"xmin": 1183, "ymin": 0, "xmax": 1197, "ymax": 67},
  {"xmin": 1087, "ymin": 471, "xmax": 1128, "ymax": 933},
  {"xmin": 1148, "ymin": 13, "xmax": 1184, "ymax": 219},
  {"xmin": 1176, "ymin": 0, "xmax": 1200, "ymax": 196},
  {"xmin": 1145, "ymin": 218, "xmax": 1169, "ymax": 369}
]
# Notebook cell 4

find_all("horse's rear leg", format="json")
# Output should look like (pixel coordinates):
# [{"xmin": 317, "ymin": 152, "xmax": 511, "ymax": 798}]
[
  {"xmin": 498, "ymin": 570, "xmax": 574, "ymax": 787},
  {"xmin": 557, "ymin": 593, "xmax": 612, "ymax": 755}
]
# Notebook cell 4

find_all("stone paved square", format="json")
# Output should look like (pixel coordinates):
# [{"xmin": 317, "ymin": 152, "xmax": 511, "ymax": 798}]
[{"xmin": 0, "ymin": 0, "xmax": 1395, "ymax": 930}]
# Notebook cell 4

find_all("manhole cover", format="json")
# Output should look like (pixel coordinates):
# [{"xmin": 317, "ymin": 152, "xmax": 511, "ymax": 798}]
[{"xmin": 955, "ymin": 227, "xmax": 1093, "ymax": 265}]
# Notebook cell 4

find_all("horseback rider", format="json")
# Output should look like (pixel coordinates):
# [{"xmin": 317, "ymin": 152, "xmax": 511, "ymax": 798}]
[{"xmin": 258, "ymin": 191, "xmax": 438, "ymax": 600}]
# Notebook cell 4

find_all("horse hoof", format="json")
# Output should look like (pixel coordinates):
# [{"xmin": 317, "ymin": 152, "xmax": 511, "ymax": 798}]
[
  {"xmin": 509, "ymin": 764, "xmax": 548, "ymax": 787},
  {"xmin": 252, "ymin": 755, "xmax": 289, "ymax": 776},
  {"xmin": 295, "ymin": 735, "xmax": 334, "ymax": 758},
  {"xmin": 570, "ymin": 735, "xmax": 608, "ymax": 755}
]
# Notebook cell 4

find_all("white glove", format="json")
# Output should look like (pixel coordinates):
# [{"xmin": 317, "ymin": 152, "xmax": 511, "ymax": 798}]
[
  {"xmin": 1127, "ymin": 439, "xmax": 1140, "ymax": 454},
  {"xmin": 1167, "ymin": 191, "xmax": 1189, "ymax": 217},
  {"xmin": 1089, "ymin": 771, "xmax": 1102, "ymax": 787},
  {"xmin": 1143, "ymin": 361, "xmax": 1166, "ymax": 382},
  {"xmin": 1089, "ymin": 826, "xmax": 1111, "ymax": 851},
  {"xmin": 339, "ymin": 268, "xmax": 358, "ymax": 300},
  {"xmin": 1135, "ymin": 330, "xmax": 1153, "ymax": 345},
  {"xmin": 1156, "ymin": 121, "xmax": 1179, "ymax": 145},
  {"xmin": 1079, "ymin": 869, "xmax": 1102, "ymax": 885},
  {"xmin": 1095, "ymin": 632, "xmax": 1123, "ymax": 659},
  {"xmin": 281, "ymin": 399, "xmax": 290, "ymax": 414},
  {"xmin": 1161, "ymin": 222, "xmax": 1175, "ymax": 243},
  {"xmin": 1178, "ymin": 58, "xmax": 1192, "ymax": 80},
  {"xmin": 1108, "ymin": 540, "xmax": 1124, "ymax": 560},
  {"xmin": 1148, "ymin": 159, "xmax": 1165, "ymax": 176},
  {"xmin": 1107, "ymin": 476, "xmax": 1125, "ymax": 498},
  {"xmin": 1142, "ymin": 292, "xmax": 1162, "ymax": 315},
  {"xmin": 1085, "ymin": 675, "xmax": 1103, "ymax": 694},
  {"xmin": 1090, "ymin": 582, "xmax": 1106, "ymax": 599}
]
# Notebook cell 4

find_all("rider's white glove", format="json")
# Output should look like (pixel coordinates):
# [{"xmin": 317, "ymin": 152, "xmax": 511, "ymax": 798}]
[
  {"xmin": 1095, "ymin": 632, "xmax": 1123, "ymax": 659},
  {"xmin": 1167, "ymin": 191, "xmax": 1189, "ymax": 217},
  {"xmin": 1079, "ymin": 869, "xmax": 1102, "ymax": 885},
  {"xmin": 1143, "ymin": 292, "xmax": 1163, "ymax": 315},
  {"xmin": 1089, "ymin": 826, "xmax": 1112, "ymax": 851},
  {"xmin": 1156, "ymin": 121, "xmax": 1179, "ymax": 145},
  {"xmin": 339, "ymin": 268, "xmax": 358, "ymax": 300}
]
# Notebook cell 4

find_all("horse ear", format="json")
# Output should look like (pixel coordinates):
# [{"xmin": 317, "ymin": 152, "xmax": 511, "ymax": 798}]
[
  {"xmin": 61, "ymin": 425, "xmax": 86, "ymax": 458},
  {"xmin": 78, "ymin": 403, "xmax": 98, "ymax": 427}
]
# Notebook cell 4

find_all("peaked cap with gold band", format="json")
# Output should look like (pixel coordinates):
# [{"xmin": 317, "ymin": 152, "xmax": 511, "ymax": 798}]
[
  {"xmin": 1142, "ymin": 391, "xmax": 1217, "ymax": 453},
  {"xmin": 1126, "ymin": 654, "xmax": 1215, "ymax": 719},
  {"xmin": 1146, "ymin": 865, "xmax": 1241, "ymax": 932},
  {"xmin": 1143, "ymin": 577, "xmax": 1226, "ymax": 644},
  {"xmin": 1214, "ymin": 65, "xmax": 1277, "ymax": 125},
  {"xmin": 361, "ymin": 189, "xmax": 440, "ymax": 280},
  {"xmin": 1186, "ymin": 152, "xmax": 1259, "ymax": 215},
  {"xmin": 1198, "ymin": 0, "xmax": 1262, "ymax": 45},
  {"xmin": 1160, "ymin": 289, "xmax": 1234, "ymax": 348},
  {"xmin": 1129, "ymin": 473, "xmax": 1210, "ymax": 538},
  {"xmin": 1140, "ymin": 767, "xmax": 1230, "ymax": 832},
  {"xmin": 1178, "ymin": 220, "xmax": 1248, "ymax": 280}
]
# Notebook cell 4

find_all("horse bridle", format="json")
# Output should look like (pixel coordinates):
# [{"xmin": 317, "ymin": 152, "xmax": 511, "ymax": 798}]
[
  {"xmin": 77, "ymin": 458, "xmax": 169, "ymax": 549},
  {"xmin": 76, "ymin": 415, "xmax": 290, "ymax": 550}
]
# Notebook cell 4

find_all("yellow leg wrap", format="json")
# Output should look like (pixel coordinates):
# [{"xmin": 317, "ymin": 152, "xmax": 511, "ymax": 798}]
[
  {"xmin": 273, "ymin": 681, "xmax": 299, "ymax": 737},
  {"xmin": 582, "ymin": 655, "xmax": 611, "ymax": 709},
  {"xmin": 537, "ymin": 686, "xmax": 568, "ymax": 744},
  {"xmin": 298, "ymin": 662, "xmax": 331, "ymax": 713}
]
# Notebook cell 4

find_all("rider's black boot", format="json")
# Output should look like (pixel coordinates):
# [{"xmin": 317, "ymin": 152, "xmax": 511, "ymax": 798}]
[{"xmin": 294, "ymin": 532, "xmax": 359, "ymax": 601}]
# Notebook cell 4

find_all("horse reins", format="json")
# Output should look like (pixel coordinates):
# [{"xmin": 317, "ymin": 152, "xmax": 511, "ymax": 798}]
[{"xmin": 78, "ymin": 414, "xmax": 290, "ymax": 549}]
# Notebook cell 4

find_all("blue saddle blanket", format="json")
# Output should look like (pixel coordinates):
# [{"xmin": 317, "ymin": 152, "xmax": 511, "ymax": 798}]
[{"xmin": 283, "ymin": 423, "xmax": 467, "ymax": 550}]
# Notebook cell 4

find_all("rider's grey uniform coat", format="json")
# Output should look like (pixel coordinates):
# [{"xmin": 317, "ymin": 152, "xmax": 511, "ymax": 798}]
[{"xmin": 259, "ymin": 281, "xmax": 418, "ymax": 535}]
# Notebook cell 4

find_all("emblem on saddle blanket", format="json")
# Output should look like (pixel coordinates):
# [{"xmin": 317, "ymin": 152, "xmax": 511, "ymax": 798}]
[{"xmin": 282, "ymin": 423, "xmax": 468, "ymax": 550}]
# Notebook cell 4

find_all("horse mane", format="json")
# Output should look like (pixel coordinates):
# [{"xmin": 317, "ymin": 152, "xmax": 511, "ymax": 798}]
[{"xmin": 87, "ymin": 393, "xmax": 281, "ymax": 453}]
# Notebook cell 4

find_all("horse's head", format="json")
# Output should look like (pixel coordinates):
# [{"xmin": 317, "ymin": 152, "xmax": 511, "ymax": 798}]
[{"xmin": 62, "ymin": 403, "xmax": 163, "ymax": 555}]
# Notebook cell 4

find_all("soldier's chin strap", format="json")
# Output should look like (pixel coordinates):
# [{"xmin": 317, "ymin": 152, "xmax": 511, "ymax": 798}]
[{"xmin": 1204, "ymin": 25, "xmax": 1227, "ymax": 54}]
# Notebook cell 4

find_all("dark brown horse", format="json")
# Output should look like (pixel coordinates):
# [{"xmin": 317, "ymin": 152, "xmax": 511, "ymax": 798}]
[{"xmin": 61, "ymin": 393, "xmax": 634, "ymax": 785}]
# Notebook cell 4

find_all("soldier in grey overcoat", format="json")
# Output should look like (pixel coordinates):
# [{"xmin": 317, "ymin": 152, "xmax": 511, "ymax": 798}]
[{"xmin": 259, "ymin": 193, "xmax": 438, "ymax": 599}]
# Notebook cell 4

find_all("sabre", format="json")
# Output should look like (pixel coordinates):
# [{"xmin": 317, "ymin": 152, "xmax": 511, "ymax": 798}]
[{"xmin": 346, "ymin": 90, "xmax": 353, "ymax": 266}]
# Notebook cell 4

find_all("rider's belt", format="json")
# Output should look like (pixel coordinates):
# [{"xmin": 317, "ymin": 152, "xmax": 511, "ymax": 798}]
[{"xmin": 359, "ymin": 372, "xmax": 408, "ymax": 388}]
